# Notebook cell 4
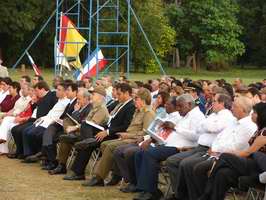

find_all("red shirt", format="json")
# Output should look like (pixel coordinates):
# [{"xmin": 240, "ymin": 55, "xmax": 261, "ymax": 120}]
[
  {"xmin": 16, "ymin": 102, "xmax": 34, "ymax": 123},
  {"xmin": 0, "ymin": 95, "xmax": 20, "ymax": 112},
  {"xmin": 18, "ymin": 102, "xmax": 33, "ymax": 118}
]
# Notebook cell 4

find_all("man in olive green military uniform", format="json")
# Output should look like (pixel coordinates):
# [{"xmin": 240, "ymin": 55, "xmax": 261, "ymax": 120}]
[
  {"xmin": 50, "ymin": 86, "xmax": 109, "ymax": 177},
  {"xmin": 84, "ymin": 88, "xmax": 155, "ymax": 187}
]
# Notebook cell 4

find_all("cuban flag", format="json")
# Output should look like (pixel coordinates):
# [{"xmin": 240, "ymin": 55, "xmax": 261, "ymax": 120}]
[
  {"xmin": 74, "ymin": 48, "xmax": 108, "ymax": 80},
  {"xmin": 26, "ymin": 51, "xmax": 41, "ymax": 75}
]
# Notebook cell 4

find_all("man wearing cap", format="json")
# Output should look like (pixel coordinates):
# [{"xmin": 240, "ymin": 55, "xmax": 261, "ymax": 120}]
[
  {"xmin": 184, "ymin": 83, "xmax": 206, "ymax": 114},
  {"xmin": 83, "ymin": 88, "xmax": 155, "ymax": 187},
  {"xmin": 54, "ymin": 85, "xmax": 109, "ymax": 180},
  {"xmin": 63, "ymin": 84, "xmax": 136, "ymax": 181},
  {"xmin": 47, "ymin": 88, "xmax": 92, "ymax": 175}
]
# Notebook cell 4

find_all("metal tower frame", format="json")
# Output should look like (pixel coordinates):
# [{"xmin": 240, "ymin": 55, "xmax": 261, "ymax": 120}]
[
  {"xmin": 55, "ymin": 0, "xmax": 89, "ymax": 76},
  {"xmin": 94, "ymin": 0, "xmax": 131, "ymax": 78},
  {"xmin": 13, "ymin": 0, "xmax": 166, "ymax": 78},
  {"xmin": 55, "ymin": 0, "xmax": 131, "ymax": 79}
]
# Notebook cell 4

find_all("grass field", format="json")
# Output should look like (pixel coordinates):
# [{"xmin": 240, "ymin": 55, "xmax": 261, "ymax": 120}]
[
  {"xmin": 9, "ymin": 66, "xmax": 266, "ymax": 85},
  {"xmin": 0, "ymin": 157, "xmax": 133, "ymax": 200},
  {"xmin": 0, "ymin": 156, "xmax": 243, "ymax": 200}
]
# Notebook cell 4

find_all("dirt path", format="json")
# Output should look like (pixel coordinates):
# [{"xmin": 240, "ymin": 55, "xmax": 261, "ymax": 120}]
[{"xmin": 0, "ymin": 157, "xmax": 132, "ymax": 200}]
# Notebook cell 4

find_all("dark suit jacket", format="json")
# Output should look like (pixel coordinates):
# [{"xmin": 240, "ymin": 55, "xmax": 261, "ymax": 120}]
[
  {"xmin": 63, "ymin": 103, "xmax": 92, "ymax": 130},
  {"xmin": 60, "ymin": 98, "xmax": 77, "ymax": 119},
  {"xmin": 44, "ymin": 103, "xmax": 92, "ymax": 144},
  {"xmin": 108, "ymin": 99, "xmax": 136, "ymax": 136},
  {"xmin": 36, "ymin": 91, "xmax": 58, "ymax": 118},
  {"xmin": 72, "ymin": 103, "xmax": 92, "ymax": 123},
  {"xmin": 107, "ymin": 99, "xmax": 119, "ymax": 113}
]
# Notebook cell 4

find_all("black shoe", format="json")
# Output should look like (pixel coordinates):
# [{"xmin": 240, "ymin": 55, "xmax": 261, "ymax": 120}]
[
  {"xmin": 7, "ymin": 153, "xmax": 18, "ymax": 159},
  {"xmin": 105, "ymin": 175, "xmax": 122, "ymax": 186},
  {"xmin": 63, "ymin": 173, "xmax": 85, "ymax": 181},
  {"xmin": 21, "ymin": 154, "xmax": 41, "ymax": 163},
  {"xmin": 59, "ymin": 134, "xmax": 80, "ymax": 144},
  {"xmin": 24, "ymin": 152, "xmax": 43, "ymax": 163},
  {"xmin": 74, "ymin": 138, "xmax": 98, "ymax": 150},
  {"xmin": 42, "ymin": 161, "xmax": 58, "ymax": 170},
  {"xmin": 82, "ymin": 176, "xmax": 104, "ymax": 187},
  {"xmin": 120, "ymin": 183, "xmax": 137, "ymax": 193},
  {"xmin": 133, "ymin": 192, "xmax": 153, "ymax": 200},
  {"xmin": 49, "ymin": 164, "xmax": 67, "ymax": 175}
]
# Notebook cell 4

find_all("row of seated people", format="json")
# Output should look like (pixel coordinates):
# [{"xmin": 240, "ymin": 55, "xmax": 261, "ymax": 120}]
[{"xmin": 0, "ymin": 75, "xmax": 266, "ymax": 200}]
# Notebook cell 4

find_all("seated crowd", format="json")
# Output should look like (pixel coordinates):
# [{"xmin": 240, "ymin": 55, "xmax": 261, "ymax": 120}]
[{"xmin": 0, "ymin": 74, "xmax": 266, "ymax": 200}]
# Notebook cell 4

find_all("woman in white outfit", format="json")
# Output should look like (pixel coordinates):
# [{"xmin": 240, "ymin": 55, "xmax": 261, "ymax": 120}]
[{"xmin": 0, "ymin": 84, "xmax": 33, "ymax": 155}]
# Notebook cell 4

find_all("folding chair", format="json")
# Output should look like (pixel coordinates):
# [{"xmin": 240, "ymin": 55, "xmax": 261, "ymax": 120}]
[
  {"xmin": 227, "ymin": 188, "xmax": 244, "ymax": 200},
  {"xmin": 8, "ymin": 134, "xmax": 16, "ymax": 154},
  {"xmin": 245, "ymin": 187, "xmax": 265, "ymax": 200},
  {"xmin": 88, "ymin": 147, "xmax": 101, "ymax": 176},
  {"xmin": 159, "ymin": 161, "xmax": 172, "ymax": 198},
  {"xmin": 66, "ymin": 147, "xmax": 77, "ymax": 169},
  {"xmin": 229, "ymin": 176, "xmax": 265, "ymax": 200}
]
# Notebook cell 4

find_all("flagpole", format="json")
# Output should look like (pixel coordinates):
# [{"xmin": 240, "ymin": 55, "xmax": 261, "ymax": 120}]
[
  {"xmin": 58, "ymin": 12, "xmax": 63, "ymax": 76},
  {"xmin": 96, "ymin": 0, "xmax": 99, "ymax": 79}
]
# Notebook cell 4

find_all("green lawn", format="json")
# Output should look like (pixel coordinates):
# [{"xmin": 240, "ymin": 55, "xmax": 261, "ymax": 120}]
[{"xmin": 9, "ymin": 66, "xmax": 266, "ymax": 85}]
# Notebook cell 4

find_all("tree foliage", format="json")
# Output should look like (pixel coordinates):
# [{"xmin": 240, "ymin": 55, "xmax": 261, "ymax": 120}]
[
  {"xmin": 127, "ymin": 0, "xmax": 176, "ymax": 72},
  {"xmin": 166, "ymin": 0, "xmax": 245, "ymax": 69},
  {"xmin": 0, "ymin": 0, "xmax": 55, "ymax": 67},
  {"xmin": 0, "ymin": 0, "xmax": 265, "ymax": 71},
  {"xmin": 237, "ymin": 0, "xmax": 266, "ymax": 67}
]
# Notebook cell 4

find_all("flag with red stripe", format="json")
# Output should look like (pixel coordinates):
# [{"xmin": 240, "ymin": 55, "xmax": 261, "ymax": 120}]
[
  {"xmin": 26, "ymin": 52, "xmax": 41, "ymax": 75},
  {"xmin": 76, "ymin": 48, "xmax": 107, "ymax": 80},
  {"xmin": 58, "ymin": 14, "xmax": 87, "ymax": 69}
]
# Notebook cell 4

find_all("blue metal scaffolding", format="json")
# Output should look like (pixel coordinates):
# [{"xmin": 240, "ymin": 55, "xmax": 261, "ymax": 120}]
[
  {"xmin": 13, "ymin": 0, "xmax": 165, "ymax": 78},
  {"xmin": 55, "ymin": 0, "xmax": 131, "ymax": 79},
  {"xmin": 55, "ymin": 0, "xmax": 89, "ymax": 76}
]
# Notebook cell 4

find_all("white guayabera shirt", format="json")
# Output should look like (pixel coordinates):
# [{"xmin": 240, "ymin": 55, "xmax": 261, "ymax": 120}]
[
  {"xmin": 165, "ymin": 106, "xmax": 205, "ymax": 148},
  {"xmin": 197, "ymin": 109, "xmax": 237, "ymax": 147},
  {"xmin": 35, "ymin": 97, "xmax": 70, "ymax": 128},
  {"xmin": 211, "ymin": 116, "xmax": 257, "ymax": 153}
]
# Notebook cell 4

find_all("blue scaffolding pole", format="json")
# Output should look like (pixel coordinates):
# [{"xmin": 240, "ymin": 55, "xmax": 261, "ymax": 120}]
[
  {"xmin": 55, "ymin": 0, "xmax": 88, "ymax": 76},
  {"xmin": 94, "ymin": 0, "xmax": 130, "ymax": 79},
  {"xmin": 56, "ymin": 0, "xmax": 165, "ymax": 78},
  {"xmin": 13, "ymin": 0, "xmax": 166, "ymax": 79}
]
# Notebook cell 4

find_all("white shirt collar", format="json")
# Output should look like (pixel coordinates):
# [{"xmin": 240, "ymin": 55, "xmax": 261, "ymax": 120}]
[
  {"xmin": 184, "ymin": 106, "xmax": 201, "ymax": 119},
  {"xmin": 69, "ymin": 97, "xmax": 76, "ymax": 104}
]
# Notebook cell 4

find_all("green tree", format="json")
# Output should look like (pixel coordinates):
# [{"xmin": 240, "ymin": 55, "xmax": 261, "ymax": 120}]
[
  {"xmin": 0, "ymin": 0, "xmax": 55, "ymax": 67},
  {"xmin": 237, "ymin": 0, "xmax": 266, "ymax": 67},
  {"xmin": 166, "ymin": 0, "xmax": 245, "ymax": 70},
  {"xmin": 128, "ymin": 0, "xmax": 176, "ymax": 73}
]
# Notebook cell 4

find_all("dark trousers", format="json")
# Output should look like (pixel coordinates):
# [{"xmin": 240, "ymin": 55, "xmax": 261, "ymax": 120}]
[
  {"xmin": 165, "ymin": 145, "xmax": 209, "ymax": 198},
  {"xmin": 135, "ymin": 146, "xmax": 178, "ymax": 193},
  {"xmin": 175, "ymin": 152, "xmax": 212, "ymax": 200},
  {"xmin": 11, "ymin": 121, "xmax": 33, "ymax": 155},
  {"xmin": 71, "ymin": 122, "xmax": 117, "ymax": 175},
  {"xmin": 42, "ymin": 123, "xmax": 63, "ymax": 146},
  {"xmin": 42, "ymin": 123, "xmax": 63, "ymax": 163},
  {"xmin": 22, "ymin": 125, "xmax": 46, "ymax": 156},
  {"xmin": 202, "ymin": 153, "xmax": 263, "ymax": 200},
  {"xmin": 113, "ymin": 143, "xmax": 140, "ymax": 184}
]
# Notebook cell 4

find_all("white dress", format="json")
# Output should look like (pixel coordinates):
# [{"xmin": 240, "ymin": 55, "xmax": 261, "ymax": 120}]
[{"xmin": 0, "ymin": 116, "xmax": 18, "ymax": 153}]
